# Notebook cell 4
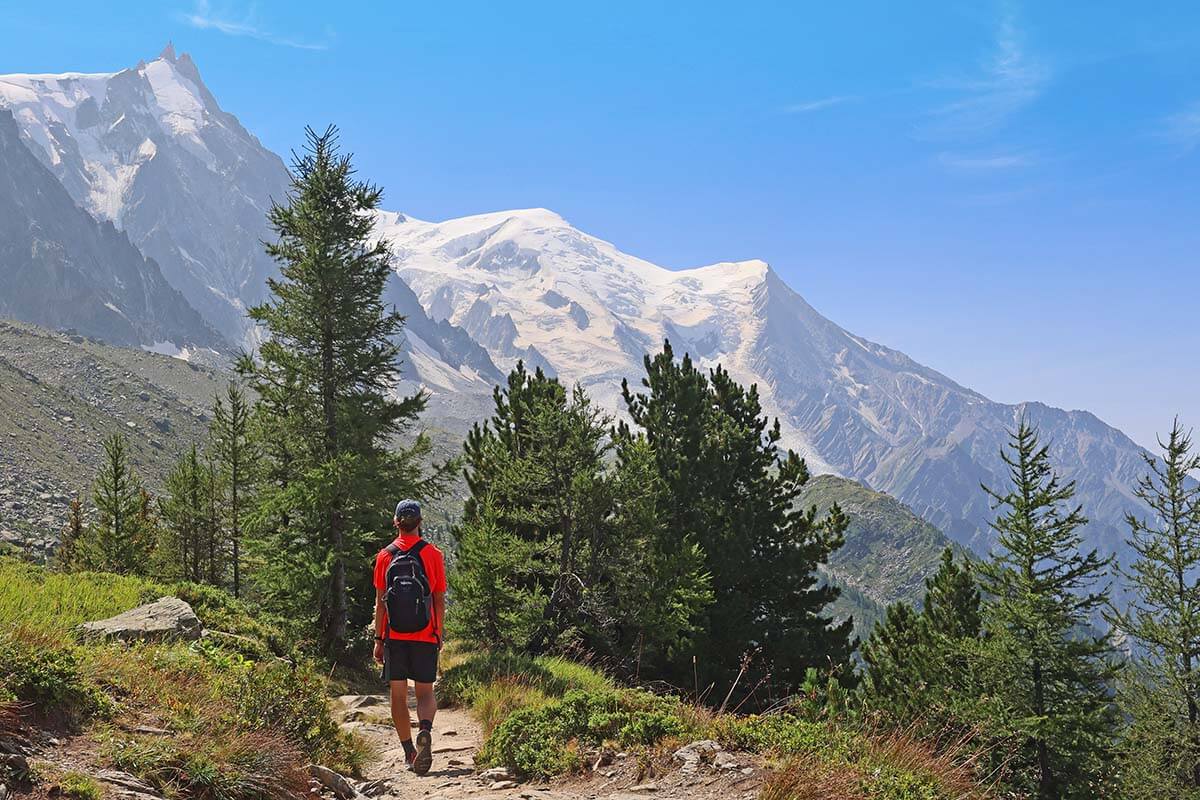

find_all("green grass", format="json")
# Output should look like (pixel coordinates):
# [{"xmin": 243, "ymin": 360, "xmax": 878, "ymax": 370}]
[
  {"xmin": 0, "ymin": 560, "xmax": 153, "ymax": 641},
  {"xmin": 55, "ymin": 771, "xmax": 103, "ymax": 800},
  {"xmin": 440, "ymin": 650, "xmax": 614, "ymax": 707},
  {"xmin": 0, "ymin": 557, "xmax": 367, "ymax": 795}
]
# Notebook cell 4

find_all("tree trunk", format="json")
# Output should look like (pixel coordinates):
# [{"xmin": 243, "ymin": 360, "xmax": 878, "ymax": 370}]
[{"xmin": 1033, "ymin": 658, "xmax": 1054, "ymax": 799}]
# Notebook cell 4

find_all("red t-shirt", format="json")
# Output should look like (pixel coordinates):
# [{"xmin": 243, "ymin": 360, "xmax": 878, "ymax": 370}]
[{"xmin": 373, "ymin": 533, "xmax": 447, "ymax": 643}]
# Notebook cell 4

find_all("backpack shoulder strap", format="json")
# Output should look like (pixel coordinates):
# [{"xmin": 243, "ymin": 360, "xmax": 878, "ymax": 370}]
[
  {"xmin": 404, "ymin": 539, "xmax": 428, "ymax": 558},
  {"xmin": 384, "ymin": 543, "xmax": 401, "ymax": 558}
]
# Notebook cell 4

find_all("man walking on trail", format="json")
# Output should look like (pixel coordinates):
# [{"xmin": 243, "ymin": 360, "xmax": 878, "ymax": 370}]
[{"xmin": 373, "ymin": 500, "xmax": 447, "ymax": 776}]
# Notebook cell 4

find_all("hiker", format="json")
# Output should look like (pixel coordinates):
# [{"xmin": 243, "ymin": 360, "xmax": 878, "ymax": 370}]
[{"xmin": 373, "ymin": 499, "xmax": 447, "ymax": 776}]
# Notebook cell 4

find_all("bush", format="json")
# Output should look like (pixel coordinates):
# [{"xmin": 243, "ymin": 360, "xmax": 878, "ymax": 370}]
[
  {"xmin": 0, "ymin": 634, "xmax": 110, "ymax": 721},
  {"xmin": 478, "ymin": 688, "xmax": 694, "ymax": 777},
  {"xmin": 103, "ymin": 728, "xmax": 308, "ymax": 800},
  {"xmin": 222, "ymin": 658, "xmax": 365, "ymax": 774}
]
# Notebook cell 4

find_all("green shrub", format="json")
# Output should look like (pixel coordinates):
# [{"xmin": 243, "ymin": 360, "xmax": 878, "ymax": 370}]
[
  {"xmin": 472, "ymin": 678, "xmax": 551, "ymax": 734},
  {"xmin": 221, "ymin": 658, "xmax": 365, "ymax": 774},
  {"xmin": 478, "ymin": 688, "xmax": 694, "ymax": 777},
  {"xmin": 154, "ymin": 582, "xmax": 294, "ymax": 656},
  {"xmin": 0, "ymin": 635, "xmax": 109, "ymax": 720},
  {"xmin": 103, "ymin": 729, "xmax": 308, "ymax": 800}
]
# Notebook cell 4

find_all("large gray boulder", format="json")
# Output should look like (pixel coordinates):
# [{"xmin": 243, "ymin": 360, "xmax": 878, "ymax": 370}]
[{"xmin": 77, "ymin": 597, "xmax": 201, "ymax": 643}]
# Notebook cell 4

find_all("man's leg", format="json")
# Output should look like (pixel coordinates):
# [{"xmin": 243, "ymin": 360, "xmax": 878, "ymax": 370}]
[
  {"xmin": 410, "ymin": 643, "xmax": 439, "ymax": 776},
  {"xmin": 389, "ymin": 679, "xmax": 416, "ymax": 764},
  {"xmin": 413, "ymin": 681, "xmax": 436, "ymax": 728}
]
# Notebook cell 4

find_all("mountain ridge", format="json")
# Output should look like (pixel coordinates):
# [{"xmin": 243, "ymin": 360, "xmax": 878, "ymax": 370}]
[{"xmin": 380, "ymin": 205, "xmax": 1152, "ymax": 564}]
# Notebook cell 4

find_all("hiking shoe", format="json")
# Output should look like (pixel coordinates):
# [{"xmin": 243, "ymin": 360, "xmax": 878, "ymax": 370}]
[{"xmin": 412, "ymin": 730, "xmax": 432, "ymax": 776}]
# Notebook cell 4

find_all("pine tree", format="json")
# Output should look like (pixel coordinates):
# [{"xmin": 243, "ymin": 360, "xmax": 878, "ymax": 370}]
[
  {"xmin": 978, "ymin": 419, "xmax": 1117, "ymax": 799},
  {"xmin": 211, "ymin": 383, "xmax": 254, "ymax": 596},
  {"xmin": 239, "ymin": 125, "xmax": 445, "ymax": 659},
  {"xmin": 924, "ymin": 547, "xmax": 981, "ymax": 640},
  {"xmin": 54, "ymin": 495, "xmax": 85, "ymax": 572},
  {"xmin": 159, "ymin": 445, "xmax": 206, "ymax": 582},
  {"xmin": 861, "ymin": 548, "xmax": 982, "ymax": 726},
  {"xmin": 1111, "ymin": 418, "xmax": 1200, "ymax": 794},
  {"xmin": 620, "ymin": 341, "xmax": 851, "ymax": 700},
  {"xmin": 453, "ymin": 363, "xmax": 709, "ymax": 667},
  {"xmin": 80, "ymin": 433, "xmax": 152, "ymax": 574}
]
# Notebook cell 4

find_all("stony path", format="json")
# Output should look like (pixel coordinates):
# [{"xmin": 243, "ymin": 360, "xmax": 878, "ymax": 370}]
[{"xmin": 332, "ymin": 690, "xmax": 764, "ymax": 800}]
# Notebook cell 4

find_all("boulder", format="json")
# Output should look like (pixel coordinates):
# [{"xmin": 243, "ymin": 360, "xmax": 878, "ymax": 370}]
[{"xmin": 77, "ymin": 597, "xmax": 201, "ymax": 643}]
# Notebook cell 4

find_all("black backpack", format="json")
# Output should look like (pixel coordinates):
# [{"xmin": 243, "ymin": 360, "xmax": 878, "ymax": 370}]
[{"xmin": 383, "ymin": 540, "xmax": 432, "ymax": 634}]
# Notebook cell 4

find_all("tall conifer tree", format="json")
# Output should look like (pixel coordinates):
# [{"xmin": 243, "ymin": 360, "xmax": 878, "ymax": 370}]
[
  {"xmin": 240, "ymin": 125, "xmax": 442, "ymax": 658},
  {"xmin": 212, "ymin": 383, "xmax": 254, "ymax": 596},
  {"xmin": 1112, "ymin": 419, "xmax": 1200, "ymax": 793},
  {"xmin": 620, "ymin": 341, "xmax": 851, "ymax": 700},
  {"xmin": 978, "ymin": 419, "xmax": 1117, "ymax": 799}
]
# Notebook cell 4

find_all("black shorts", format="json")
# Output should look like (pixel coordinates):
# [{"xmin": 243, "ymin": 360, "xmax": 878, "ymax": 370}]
[{"xmin": 384, "ymin": 639, "xmax": 439, "ymax": 684}]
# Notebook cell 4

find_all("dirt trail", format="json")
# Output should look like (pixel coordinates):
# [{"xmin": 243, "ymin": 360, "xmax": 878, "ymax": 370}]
[{"xmin": 333, "ymin": 689, "xmax": 764, "ymax": 800}]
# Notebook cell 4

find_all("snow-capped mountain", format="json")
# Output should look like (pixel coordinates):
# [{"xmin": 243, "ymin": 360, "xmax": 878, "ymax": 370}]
[
  {"xmin": 0, "ymin": 108, "xmax": 221, "ymax": 351},
  {"xmin": 0, "ymin": 44, "xmax": 288, "ymax": 346},
  {"xmin": 0, "ymin": 46, "xmax": 1153, "ymax": 565},
  {"xmin": 0, "ymin": 47, "xmax": 502, "ymax": 402},
  {"xmin": 380, "ymin": 208, "xmax": 1149, "ymax": 561}
]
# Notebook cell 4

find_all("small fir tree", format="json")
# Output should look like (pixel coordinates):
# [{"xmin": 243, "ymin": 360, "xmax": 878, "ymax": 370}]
[{"xmin": 80, "ymin": 433, "xmax": 152, "ymax": 574}]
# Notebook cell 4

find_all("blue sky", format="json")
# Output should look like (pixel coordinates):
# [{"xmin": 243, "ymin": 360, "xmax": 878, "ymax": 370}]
[{"xmin": 4, "ymin": 0, "xmax": 1199, "ymax": 449}]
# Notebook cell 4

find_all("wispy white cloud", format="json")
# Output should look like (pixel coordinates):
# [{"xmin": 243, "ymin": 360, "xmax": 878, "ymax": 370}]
[
  {"xmin": 938, "ymin": 151, "xmax": 1038, "ymax": 170},
  {"xmin": 181, "ymin": 1, "xmax": 330, "ymax": 51},
  {"xmin": 1160, "ymin": 102, "xmax": 1200, "ymax": 150},
  {"xmin": 925, "ymin": 11, "xmax": 1048, "ymax": 135},
  {"xmin": 781, "ymin": 96, "xmax": 856, "ymax": 114}
]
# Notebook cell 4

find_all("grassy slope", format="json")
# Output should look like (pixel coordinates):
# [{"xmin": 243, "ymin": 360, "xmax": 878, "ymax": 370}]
[
  {"xmin": 0, "ymin": 558, "xmax": 363, "ymax": 798},
  {"xmin": 800, "ymin": 475, "xmax": 964, "ymax": 639}
]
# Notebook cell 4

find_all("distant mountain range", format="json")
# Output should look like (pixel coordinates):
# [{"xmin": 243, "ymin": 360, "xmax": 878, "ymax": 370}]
[{"xmin": 0, "ymin": 47, "xmax": 1155, "ymax": 574}]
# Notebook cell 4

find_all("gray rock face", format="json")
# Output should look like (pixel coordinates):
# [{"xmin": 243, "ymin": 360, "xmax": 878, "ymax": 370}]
[
  {"xmin": 0, "ymin": 110, "xmax": 221, "ymax": 351},
  {"xmin": 77, "ymin": 597, "xmax": 201, "ymax": 643},
  {"xmin": 0, "ymin": 47, "xmax": 290, "ymax": 347}
]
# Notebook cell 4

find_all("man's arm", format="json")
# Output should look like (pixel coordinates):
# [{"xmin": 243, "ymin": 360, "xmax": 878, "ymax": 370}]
[
  {"xmin": 373, "ymin": 587, "xmax": 386, "ymax": 662},
  {"xmin": 432, "ymin": 591, "xmax": 446, "ymax": 645}
]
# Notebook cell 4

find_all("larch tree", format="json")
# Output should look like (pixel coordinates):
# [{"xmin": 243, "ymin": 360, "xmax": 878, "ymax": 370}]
[
  {"xmin": 1111, "ymin": 418, "xmax": 1200, "ymax": 794},
  {"xmin": 977, "ymin": 419, "xmax": 1118, "ymax": 799}
]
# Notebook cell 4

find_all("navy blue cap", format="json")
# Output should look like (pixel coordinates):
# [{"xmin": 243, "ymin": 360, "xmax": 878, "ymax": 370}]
[{"xmin": 395, "ymin": 499, "xmax": 421, "ymax": 519}]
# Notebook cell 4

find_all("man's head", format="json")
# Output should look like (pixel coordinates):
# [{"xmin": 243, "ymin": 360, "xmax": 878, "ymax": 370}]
[{"xmin": 394, "ymin": 499, "xmax": 422, "ymax": 533}]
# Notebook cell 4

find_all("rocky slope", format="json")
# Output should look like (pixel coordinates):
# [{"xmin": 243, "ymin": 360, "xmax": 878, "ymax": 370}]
[
  {"xmin": 0, "ymin": 108, "xmax": 221, "ymax": 351},
  {"xmin": 801, "ymin": 474, "xmax": 961, "ymax": 610},
  {"xmin": 0, "ymin": 321, "xmax": 226, "ymax": 557}
]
